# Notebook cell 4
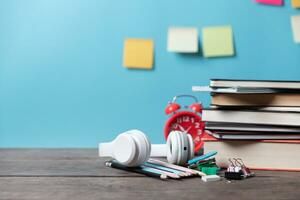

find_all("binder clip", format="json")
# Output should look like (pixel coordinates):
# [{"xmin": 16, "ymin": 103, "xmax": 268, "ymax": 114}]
[
  {"xmin": 225, "ymin": 158, "xmax": 254, "ymax": 180},
  {"xmin": 225, "ymin": 158, "xmax": 243, "ymax": 180},
  {"xmin": 235, "ymin": 158, "xmax": 254, "ymax": 178}
]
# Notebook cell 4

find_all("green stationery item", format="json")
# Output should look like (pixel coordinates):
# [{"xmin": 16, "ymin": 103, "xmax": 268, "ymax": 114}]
[
  {"xmin": 201, "ymin": 167, "xmax": 220, "ymax": 175},
  {"xmin": 197, "ymin": 158, "xmax": 216, "ymax": 166},
  {"xmin": 188, "ymin": 158, "xmax": 219, "ymax": 173},
  {"xmin": 197, "ymin": 164, "xmax": 218, "ymax": 171}
]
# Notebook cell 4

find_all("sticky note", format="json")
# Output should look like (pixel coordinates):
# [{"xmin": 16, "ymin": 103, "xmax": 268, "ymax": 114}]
[
  {"xmin": 123, "ymin": 39, "xmax": 154, "ymax": 69},
  {"xmin": 202, "ymin": 26, "xmax": 234, "ymax": 58},
  {"xmin": 167, "ymin": 27, "xmax": 198, "ymax": 53},
  {"xmin": 292, "ymin": 0, "xmax": 300, "ymax": 8},
  {"xmin": 255, "ymin": 0, "xmax": 283, "ymax": 6},
  {"xmin": 291, "ymin": 15, "xmax": 300, "ymax": 43}
]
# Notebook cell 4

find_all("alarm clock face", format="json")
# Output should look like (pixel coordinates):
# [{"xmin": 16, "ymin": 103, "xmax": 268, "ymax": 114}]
[{"xmin": 164, "ymin": 111, "xmax": 205, "ymax": 152}]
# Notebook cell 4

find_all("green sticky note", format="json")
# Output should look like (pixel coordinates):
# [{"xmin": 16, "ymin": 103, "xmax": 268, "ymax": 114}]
[{"xmin": 202, "ymin": 26, "xmax": 235, "ymax": 58}]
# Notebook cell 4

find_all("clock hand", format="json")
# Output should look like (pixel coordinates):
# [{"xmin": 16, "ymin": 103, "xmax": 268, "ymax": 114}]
[
  {"xmin": 184, "ymin": 126, "xmax": 192, "ymax": 134},
  {"xmin": 177, "ymin": 124, "xmax": 186, "ymax": 132},
  {"xmin": 185, "ymin": 126, "xmax": 192, "ymax": 133}
]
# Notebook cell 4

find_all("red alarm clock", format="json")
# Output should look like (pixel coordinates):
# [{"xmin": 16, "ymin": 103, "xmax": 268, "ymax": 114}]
[{"xmin": 164, "ymin": 95, "xmax": 205, "ymax": 153}]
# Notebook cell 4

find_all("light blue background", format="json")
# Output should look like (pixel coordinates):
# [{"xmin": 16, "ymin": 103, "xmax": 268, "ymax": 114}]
[{"xmin": 0, "ymin": 0, "xmax": 299, "ymax": 147}]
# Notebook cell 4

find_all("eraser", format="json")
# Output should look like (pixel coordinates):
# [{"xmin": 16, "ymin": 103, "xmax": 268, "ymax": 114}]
[
  {"xmin": 201, "ymin": 175, "xmax": 221, "ymax": 182},
  {"xmin": 201, "ymin": 167, "xmax": 220, "ymax": 175}
]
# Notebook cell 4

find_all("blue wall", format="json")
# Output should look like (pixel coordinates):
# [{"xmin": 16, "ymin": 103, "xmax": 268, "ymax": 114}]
[{"xmin": 0, "ymin": 0, "xmax": 299, "ymax": 147}]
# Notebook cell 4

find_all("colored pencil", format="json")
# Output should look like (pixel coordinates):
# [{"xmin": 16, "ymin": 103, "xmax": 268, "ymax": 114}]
[
  {"xmin": 141, "ymin": 164, "xmax": 180, "ymax": 179},
  {"xmin": 144, "ymin": 162, "xmax": 187, "ymax": 177},
  {"xmin": 148, "ymin": 159, "xmax": 205, "ymax": 176}
]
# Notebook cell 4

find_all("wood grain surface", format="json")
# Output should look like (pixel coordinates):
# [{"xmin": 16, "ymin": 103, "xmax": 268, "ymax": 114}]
[{"xmin": 0, "ymin": 149, "xmax": 300, "ymax": 200}]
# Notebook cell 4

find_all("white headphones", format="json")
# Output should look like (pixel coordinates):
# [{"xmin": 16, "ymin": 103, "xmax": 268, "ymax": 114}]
[
  {"xmin": 99, "ymin": 130, "xmax": 151, "ymax": 167},
  {"xmin": 166, "ymin": 131, "xmax": 194, "ymax": 166},
  {"xmin": 99, "ymin": 129, "xmax": 194, "ymax": 167}
]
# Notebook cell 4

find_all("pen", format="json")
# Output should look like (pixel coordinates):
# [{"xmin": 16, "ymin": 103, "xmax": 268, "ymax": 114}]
[{"xmin": 105, "ymin": 161, "xmax": 168, "ymax": 180}]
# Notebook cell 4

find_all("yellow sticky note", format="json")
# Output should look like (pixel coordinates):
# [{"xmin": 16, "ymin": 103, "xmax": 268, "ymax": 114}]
[
  {"xmin": 202, "ymin": 26, "xmax": 235, "ymax": 58},
  {"xmin": 292, "ymin": 0, "xmax": 300, "ymax": 8},
  {"xmin": 123, "ymin": 39, "xmax": 154, "ymax": 69}
]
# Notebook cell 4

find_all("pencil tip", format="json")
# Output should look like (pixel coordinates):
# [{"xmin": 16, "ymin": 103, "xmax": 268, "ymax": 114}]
[{"xmin": 105, "ymin": 161, "xmax": 112, "ymax": 167}]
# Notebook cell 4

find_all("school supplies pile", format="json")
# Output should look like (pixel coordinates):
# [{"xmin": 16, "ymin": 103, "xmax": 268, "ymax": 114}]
[
  {"xmin": 105, "ymin": 151, "xmax": 221, "ymax": 181},
  {"xmin": 105, "ymin": 159, "xmax": 204, "ymax": 180},
  {"xmin": 99, "ymin": 129, "xmax": 217, "ymax": 181},
  {"xmin": 187, "ymin": 151, "xmax": 221, "ymax": 177},
  {"xmin": 185, "ymin": 150, "xmax": 222, "ymax": 182},
  {"xmin": 193, "ymin": 79, "xmax": 300, "ymax": 171}
]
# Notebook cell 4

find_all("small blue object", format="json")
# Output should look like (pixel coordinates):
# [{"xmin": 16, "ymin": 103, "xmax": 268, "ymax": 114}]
[{"xmin": 188, "ymin": 151, "xmax": 218, "ymax": 165}]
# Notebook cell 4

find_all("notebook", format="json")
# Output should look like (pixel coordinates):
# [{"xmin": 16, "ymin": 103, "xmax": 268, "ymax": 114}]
[
  {"xmin": 205, "ymin": 122, "xmax": 300, "ymax": 133},
  {"xmin": 202, "ymin": 108, "xmax": 300, "ymax": 126},
  {"xmin": 210, "ymin": 93, "xmax": 300, "ymax": 107},
  {"xmin": 206, "ymin": 130, "xmax": 300, "ymax": 140},
  {"xmin": 210, "ymin": 79, "xmax": 300, "ymax": 89}
]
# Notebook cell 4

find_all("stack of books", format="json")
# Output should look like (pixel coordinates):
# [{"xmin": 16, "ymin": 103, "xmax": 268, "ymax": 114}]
[{"xmin": 193, "ymin": 79, "xmax": 300, "ymax": 171}]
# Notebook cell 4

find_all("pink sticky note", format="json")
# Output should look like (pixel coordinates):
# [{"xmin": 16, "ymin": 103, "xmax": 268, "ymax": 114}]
[{"xmin": 255, "ymin": 0, "xmax": 283, "ymax": 6}]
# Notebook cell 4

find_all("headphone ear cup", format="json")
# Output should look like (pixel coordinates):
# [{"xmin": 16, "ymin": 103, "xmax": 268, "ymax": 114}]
[
  {"xmin": 167, "ymin": 131, "xmax": 178, "ymax": 164},
  {"xmin": 187, "ymin": 134, "xmax": 195, "ymax": 160},
  {"xmin": 136, "ymin": 130, "xmax": 151, "ymax": 164},
  {"xmin": 179, "ymin": 133, "xmax": 189, "ymax": 165},
  {"xmin": 113, "ymin": 134, "xmax": 137, "ymax": 166},
  {"xmin": 128, "ymin": 130, "xmax": 150, "ymax": 166},
  {"xmin": 175, "ymin": 132, "xmax": 182, "ymax": 165},
  {"xmin": 143, "ymin": 133, "xmax": 151, "ymax": 162},
  {"xmin": 167, "ymin": 131, "xmax": 189, "ymax": 165}
]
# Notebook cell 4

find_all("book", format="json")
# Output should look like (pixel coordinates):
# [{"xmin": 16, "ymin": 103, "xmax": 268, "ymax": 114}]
[
  {"xmin": 254, "ymin": 106, "xmax": 300, "ymax": 112},
  {"xmin": 206, "ymin": 130, "xmax": 300, "ymax": 140},
  {"xmin": 192, "ymin": 86, "xmax": 278, "ymax": 94},
  {"xmin": 210, "ymin": 105, "xmax": 300, "ymax": 112},
  {"xmin": 205, "ymin": 122, "xmax": 300, "ymax": 133},
  {"xmin": 202, "ymin": 108, "xmax": 300, "ymax": 126},
  {"xmin": 210, "ymin": 79, "xmax": 300, "ymax": 89},
  {"xmin": 203, "ymin": 136, "xmax": 300, "ymax": 171},
  {"xmin": 211, "ymin": 93, "xmax": 300, "ymax": 107}
]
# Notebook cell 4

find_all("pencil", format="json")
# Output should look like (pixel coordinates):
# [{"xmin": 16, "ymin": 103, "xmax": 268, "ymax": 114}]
[
  {"xmin": 105, "ymin": 161, "xmax": 168, "ymax": 180},
  {"xmin": 140, "ymin": 164, "xmax": 180, "ymax": 179},
  {"xmin": 144, "ymin": 162, "xmax": 188, "ymax": 177},
  {"xmin": 148, "ymin": 159, "xmax": 205, "ymax": 176}
]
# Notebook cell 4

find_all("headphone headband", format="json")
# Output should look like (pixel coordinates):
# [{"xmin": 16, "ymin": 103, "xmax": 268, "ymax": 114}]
[{"xmin": 99, "ymin": 130, "xmax": 195, "ymax": 167}]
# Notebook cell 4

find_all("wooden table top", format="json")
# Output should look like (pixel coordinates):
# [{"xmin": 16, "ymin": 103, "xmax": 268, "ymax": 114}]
[{"xmin": 0, "ymin": 148, "xmax": 300, "ymax": 200}]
